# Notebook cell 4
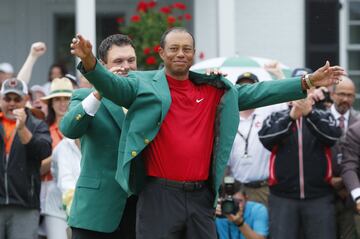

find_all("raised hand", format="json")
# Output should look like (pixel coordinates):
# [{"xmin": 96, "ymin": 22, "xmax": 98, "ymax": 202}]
[
  {"xmin": 310, "ymin": 61, "xmax": 346, "ymax": 87},
  {"xmin": 70, "ymin": 34, "xmax": 93, "ymax": 60},
  {"xmin": 264, "ymin": 61, "xmax": 285, "ymax": 80},
  {"xmin": 30, "ymin": 42, "xmax": 47, "ymax": 58},
  {"xmin": 70, "ymin": 34, "xmax": 96, "ymax": 71},
  {"xmin": 13, "ymin": 108, "xmax": 27, "ymax": 130}
]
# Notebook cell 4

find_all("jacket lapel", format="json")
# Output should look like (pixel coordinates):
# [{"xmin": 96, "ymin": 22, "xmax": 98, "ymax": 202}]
[
  {"xmin": 102, "ymin": 98, "xmax": 125, "ymax": 129},
  {"xmin": 151, "ymin": 69, "xmax": 171, "ymax": 122}
]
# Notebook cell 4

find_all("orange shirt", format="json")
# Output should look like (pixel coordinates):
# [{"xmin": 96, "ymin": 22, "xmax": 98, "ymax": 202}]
[
  {"xmin": 42, "ymin": 123, "xmax": 63, "ymax": 181},
  {"xmin": 0, "ymin": 113, "xmax": 17, "ymax": 155}
]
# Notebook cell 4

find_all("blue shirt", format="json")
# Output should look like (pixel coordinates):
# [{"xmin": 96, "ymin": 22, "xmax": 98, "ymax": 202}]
[{"xmin": 216, "ymin": 201, "xmax": 269, "ymax": 239}]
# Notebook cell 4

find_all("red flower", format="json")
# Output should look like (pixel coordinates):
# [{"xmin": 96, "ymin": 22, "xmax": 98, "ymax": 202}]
[
  {"xmin": 130, "ymin": 15, "xmax": 141, "ymax": 23},
  {"xmin": 173, "ymin": 2, "xmax": 186, "ymax": 10},
  {"xmin": 146, "ymin": 56, "xmax": 157, "ymax": 65},
  {"xmin": 153, "ymin": 45, "xmax": 160, "ymax": 53},
  {"xmin": 184, "ymin": 13, "xmax": 192, "ymax": 20},
  {"xmin": 167, "ymin": 15, "xmax": 176, "ymax": 24},
  {"xmin": 116, "ymin": 17, "xmax": 124, "ymax": 24},
  {"xmin": 160, "ymin": 7, "xmax": 171, "ymax": 14},
  {"xmin": 143, "ymin": 47, "xmax": 151, "ymax": 55},
  {"xmin": 147, "ymin": 0, "xmax": 156, "ymax": 8},
  {"xmin": 137, "ymin": 1, "xmax": 148, "ymax": 12}
]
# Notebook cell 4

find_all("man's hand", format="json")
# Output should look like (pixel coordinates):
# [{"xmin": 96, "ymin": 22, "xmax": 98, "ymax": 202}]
[
  {"xmin": 264, "ymin": 61, "xmax": 285, "ymax": 80},
  {"xmin": 226, "ymin": 205, "xmax": 244, "ymax": 226},
  {"xmin": 13, "ymin": 108, "xmax": 27, "ymax": 130},
  {"xmin": 70, "ymin": 34, "xmax": 96, "ymax": 71},
  {"xmin": 109, "ymin": 66, "xmax": 130, "ymax": 76},
  {"xmin": 310, "ymin": 61, "xmax": 346, "ymax": 87},
  {"xmin": 356, "ymin": 200, "xmax": 360, "ymax": 214},
  {"xmin": 205, "ymin": 68, "xmax": 228, "ymax": 77},
  {"xmin": 30, "ymin": 42, "xmax": 47, "ymax": 58}
]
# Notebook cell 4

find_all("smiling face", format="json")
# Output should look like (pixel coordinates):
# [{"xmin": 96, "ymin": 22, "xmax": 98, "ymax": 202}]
[
  {"xmin": 51, "ymin": 96, "xmax": 70, "ymax": 118},
  {"xmin": 104, "ymin": 45, "xmax": 137, "ymax": 75},
  {"xmin": 159, "ymin": 31, "xmax": 195, "ymax": 79}
]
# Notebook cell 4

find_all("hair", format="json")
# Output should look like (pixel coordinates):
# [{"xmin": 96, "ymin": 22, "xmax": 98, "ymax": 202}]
[
  {"xmin": 234, "ymin": 181, "xmax": 247, "ymax": 196},
  {"xmin": 159, "ymin": 27, "xmax": 195, "ymax": 49},
  {"xmin": 48, "ymin": 64, "xmax": 68, "ymax": 82},
  {"xmin": 98, "ymin": 34, "xmax": 135, "ymax": 64},
  {"xmin": 45, "ymin": 99, "xmax": 56, "ymax": 126}
]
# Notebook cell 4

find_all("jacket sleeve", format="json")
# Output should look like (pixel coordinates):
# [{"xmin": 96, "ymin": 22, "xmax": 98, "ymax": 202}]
[
  {"xmin": 78, "ymin": 60, "xmax": 139, "ymax": 108},
  {"xmin": 258, "ymin": 110, "xmax": 294, "ymax": 151},
  {"xmin": 60, "ymin": 89, "xmax": 94, "ymax": 139},
  {"xmin": 25, "ymin": 119, "xmax": 52, "ymax": 161},
  {"xmin": 237, "ymin": 77, "xmax": 306, "ymax": 111},
  {"xmin": 304, "ymin": 108, "xmax": 341, "ymax": 146},
  {"xmin": 341, "ymin": 121, "xmax": 360, "ymax": 194}
]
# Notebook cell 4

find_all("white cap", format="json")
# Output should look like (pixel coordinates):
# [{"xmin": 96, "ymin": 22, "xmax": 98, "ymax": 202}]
[
  {"xmin": 0, "ymin": 62, "xmax": 14, "ymax": 74},
  {"xmin": 30, "ymin": 84, "xmax": 47, "ymax": 96}
]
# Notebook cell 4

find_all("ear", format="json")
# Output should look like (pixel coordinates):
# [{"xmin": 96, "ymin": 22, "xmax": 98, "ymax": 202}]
[{"xmin": 159, "ymin": 47, "xmax": 165, "ymax": 61}]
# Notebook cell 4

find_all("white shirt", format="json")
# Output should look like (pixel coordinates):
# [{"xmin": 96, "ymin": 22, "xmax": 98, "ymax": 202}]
[
  {"xmin": 330, "ymin": 104, "xmax": 350, "ymax": 132},
  {"xmin": 228, "ymin": 110, "xmax": 270, "ymax": 183}
]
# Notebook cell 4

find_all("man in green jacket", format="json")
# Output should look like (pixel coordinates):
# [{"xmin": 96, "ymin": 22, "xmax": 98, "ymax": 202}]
[
  {"xmin": 70, "ymin": 27, "xmax": 345, "ymax": 239},
  {"xmin": 60, "ymin": 34, "xmax": 137, "ymax": 239}
]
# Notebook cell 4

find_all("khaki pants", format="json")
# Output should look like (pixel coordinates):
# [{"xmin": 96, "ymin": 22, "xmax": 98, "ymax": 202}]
[{"xmin": 243, "ymin": 185, "xmax": 269, "ymax": 208}]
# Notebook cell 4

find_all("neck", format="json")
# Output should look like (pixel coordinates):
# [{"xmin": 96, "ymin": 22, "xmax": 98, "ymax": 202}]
[
  {"xmin": 55, "ymin": 116, "xmax": 62, "ymax": 125},
  {"xmin": 165, "ymin": 69, "xmax": 189, "ymax": 81},
  {"xmin": 240, "ymin": 109, "xmax": 255, "ymax": 118},
  {"xmin": 74, "ymin": 138, "xmax": 81, "ymax": 149}
]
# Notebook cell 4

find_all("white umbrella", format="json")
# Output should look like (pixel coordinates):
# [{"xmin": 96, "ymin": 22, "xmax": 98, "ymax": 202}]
[{"xmin": 190, "ymin": 55, "xmax": 292, "ymax": 84}]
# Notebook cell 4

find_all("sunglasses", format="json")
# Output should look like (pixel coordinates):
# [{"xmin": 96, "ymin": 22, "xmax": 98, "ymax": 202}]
[{"xmin": 3, "ymin": 96, "xmax": 23, "ymax": 103}]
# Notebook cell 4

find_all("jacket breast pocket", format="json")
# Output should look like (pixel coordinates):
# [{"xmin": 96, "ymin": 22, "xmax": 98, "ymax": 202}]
[{"xmin": 76, "ymin": 176, "xmax": 101, "ymax": 190}]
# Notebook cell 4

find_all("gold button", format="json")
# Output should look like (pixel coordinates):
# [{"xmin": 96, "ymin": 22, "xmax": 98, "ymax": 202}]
[
  {"xmin": 144, "ymin": 139, "xmax": 150, "ymax": 144},
  {"xmin": 75, "ymin": 114, "xmax": 82, "ymax": 120},
  {"xmin": 131, "ymin": 151, "xmax": 137, "ymax": 157}
]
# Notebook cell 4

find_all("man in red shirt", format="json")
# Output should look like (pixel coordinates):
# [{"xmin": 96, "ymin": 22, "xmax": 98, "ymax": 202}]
[{"xmin": 70, "ymin": 27, "xmax": 346, "ymax": 239}]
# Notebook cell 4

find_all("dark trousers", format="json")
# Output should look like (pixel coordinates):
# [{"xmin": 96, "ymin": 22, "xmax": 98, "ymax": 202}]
[
  {"xmin": 136, "ymin": 179, "xmax": 217, "ymax": 239},
  {"xmin": 269, "ymin": 193, "xmax": 336, "ymax": 239},
  {"xmin": 71, "ymin": 195, "xmax": 137, "ymax": 239}
]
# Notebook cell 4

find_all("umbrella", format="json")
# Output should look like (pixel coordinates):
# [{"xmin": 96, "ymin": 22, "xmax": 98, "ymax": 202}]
[{"xmin": 190, "ymin": 55, "xmax": 292, "ymax": 84}]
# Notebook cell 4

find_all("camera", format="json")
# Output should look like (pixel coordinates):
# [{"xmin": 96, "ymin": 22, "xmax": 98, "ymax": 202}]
[
  {"xmin": 220, "ymin": 176, "xmax": 239, "ymax": 215},
  {"xmin": 314, "ymin": 89, "xmax": 333, "ymax": 110}
]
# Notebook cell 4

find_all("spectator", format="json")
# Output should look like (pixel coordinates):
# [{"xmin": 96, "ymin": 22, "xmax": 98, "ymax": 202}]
[
  {"xmin": 330, "ymin": 76, "xmax": 359, "ymax": 239},
  {"xmin": 226, "ymin": 72, "xmax": 271, "ymax": 207},
  {"xmin": 216, "ymin": 181, "xmax": 269, "ymax": 239},
  {"xmin": 0, "ymin": 63, "xmax": 14, "ymax": 87},
  {"xmin": 29, "ymin": 84, "xmax": 48, "ymax": 116},
  {"xmin": 38, "ymin": 77, "xmax": 73, "ymax": 239},
  {"xmin": 0, "ymin": 78, "xmax": 52, "ymax": 239},
  {"xmin": 258, "ymin": 93, "xmax": 341, "ymax": 239},
  {"xmin": 341, "ymin": 120, "xmax": 360, "ymax": 238},
  {"xmin": 43, "ymin": 64, "xmax": 68, "ymax": 95}
]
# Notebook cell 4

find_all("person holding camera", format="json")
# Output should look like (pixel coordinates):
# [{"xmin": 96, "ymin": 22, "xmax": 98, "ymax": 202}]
[{"xmin": 216, "ymin": 180, "xmax": 269, "ymax": 239}]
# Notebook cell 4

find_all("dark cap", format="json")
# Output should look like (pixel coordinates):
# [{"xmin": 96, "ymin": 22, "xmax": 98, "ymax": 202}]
[
  {"xmin": 236, "ymin": 72, "xmax": 259, "ymax": 85},
  {"xmin": 1, "ymin": 78, "xmax": 28, "ymax": 97}
]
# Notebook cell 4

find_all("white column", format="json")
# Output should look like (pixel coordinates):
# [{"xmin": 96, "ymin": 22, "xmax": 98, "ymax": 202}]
[
  {"xmin": 75, "ymin": 0, "xmax": 96, "ymax": 54},
  {"xmin": 217, "ymin": 0, "xmax": 235, "ymax": 57}
]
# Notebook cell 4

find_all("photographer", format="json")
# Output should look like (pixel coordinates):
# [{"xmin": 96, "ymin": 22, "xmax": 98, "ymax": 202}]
[{"xmin": 216, "ymin": 180, "xmax": 269, "ymax": 239}]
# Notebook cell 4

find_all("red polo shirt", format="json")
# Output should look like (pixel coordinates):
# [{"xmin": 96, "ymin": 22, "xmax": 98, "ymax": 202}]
[{"xmin": 144, "ymin": 75, "xmax": 224, "ymax": 181}]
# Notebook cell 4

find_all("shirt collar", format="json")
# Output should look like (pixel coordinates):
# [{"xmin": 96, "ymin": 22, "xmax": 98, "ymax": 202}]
[{"xmin": 330, "ymin": 104, "xmax": 350, "ymax": 121}]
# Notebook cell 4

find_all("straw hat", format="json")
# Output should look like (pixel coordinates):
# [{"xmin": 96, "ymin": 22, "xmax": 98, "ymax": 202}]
[{"xmin": 41, "ymin": 77, "xmax": 73, "ymax": 101}]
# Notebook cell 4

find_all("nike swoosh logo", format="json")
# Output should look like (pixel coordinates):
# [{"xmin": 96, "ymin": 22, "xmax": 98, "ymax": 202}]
[{"xmin": 196, "ymin": 98, "xmax": 204, "ymax": 103}]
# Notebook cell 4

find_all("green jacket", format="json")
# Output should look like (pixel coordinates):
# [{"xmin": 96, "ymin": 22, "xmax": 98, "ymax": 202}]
[
  {"xmin": 60, "ymin": 88, "xmax": 128, "ymax": 233},
  {"xmin": 79, "ymin": 61, "xmax": 306, "ymax": 206}
]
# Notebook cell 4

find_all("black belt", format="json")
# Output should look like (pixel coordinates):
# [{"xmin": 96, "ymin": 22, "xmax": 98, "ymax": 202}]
[
  {"xmin": 148, "ymin": 177, "xmax": 207, "ymax": 192},
  {"xmin": 243, "ymin": 180, "xmax": 268, "ymax": 188}
]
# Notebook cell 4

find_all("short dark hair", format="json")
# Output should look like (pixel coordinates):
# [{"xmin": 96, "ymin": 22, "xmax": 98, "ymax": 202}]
[
  {"xmin": 98, "ymin": 34, "xmax": 135, "ymax": 63},
  {"xmin": 159, "ymin": 27, "xmax": 195, "ymax": 49},
  {"xmin": 234, "ymin": 181, "xmax": 247, "ymax": 196}
]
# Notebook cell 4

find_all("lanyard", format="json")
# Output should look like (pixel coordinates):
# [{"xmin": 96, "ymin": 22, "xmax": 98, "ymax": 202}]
[{"xmin": 237, "ymin": 114, "xmax": 256, "ymax": 156}]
